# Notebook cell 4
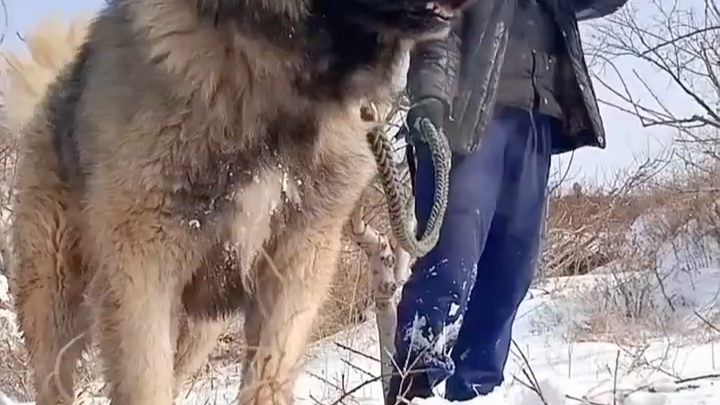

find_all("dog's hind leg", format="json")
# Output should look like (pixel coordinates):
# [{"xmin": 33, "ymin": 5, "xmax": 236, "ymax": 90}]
[
  {"xmin": 12, "ymin": 183, "xmax": 89, "ymax": 405},
  {"xmin": 238, "ymin": 225, "xmax": 343, "ymax": 405}
]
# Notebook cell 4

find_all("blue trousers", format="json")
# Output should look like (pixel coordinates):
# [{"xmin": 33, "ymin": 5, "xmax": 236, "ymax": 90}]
[{"xmin": 387, "ymin": 107, "xmax": 553, "ymax": 403}]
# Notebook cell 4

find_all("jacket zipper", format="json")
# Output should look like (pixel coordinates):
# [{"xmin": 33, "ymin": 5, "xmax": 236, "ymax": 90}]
[{"xmin": 531, "ymin": 49, "xmax": 540, "ymax": 110}]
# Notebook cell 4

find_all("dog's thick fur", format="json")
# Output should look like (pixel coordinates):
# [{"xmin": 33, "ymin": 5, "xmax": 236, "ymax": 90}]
[
  {"xmin": 2, "ymin": 15, "xmax": 91, "ymax": 132},
  {"xmin": 4, "ymin": 16, "xmax": 222, "ymax": 393},
  {"xmin": 8, "ymin": 1, "xmax": 467, "ymax": 405}
]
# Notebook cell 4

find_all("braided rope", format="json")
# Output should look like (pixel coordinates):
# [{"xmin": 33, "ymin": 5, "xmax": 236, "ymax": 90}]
[{"xmin": 367, "ymin": 117, "xmax": 451, "ymax": 257}]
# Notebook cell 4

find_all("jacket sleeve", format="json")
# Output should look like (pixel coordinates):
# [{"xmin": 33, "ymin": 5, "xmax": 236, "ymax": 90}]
[
  {"xmin": 405, "ymin": 21, "xmax": 463, "ymax": 113},
  {"xmin": 572, "ymin": 0, "xmax": 629, "ymax": 21}
]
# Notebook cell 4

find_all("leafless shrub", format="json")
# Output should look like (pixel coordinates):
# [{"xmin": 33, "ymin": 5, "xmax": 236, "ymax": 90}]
[
  {"xmin": 541, "ymin": 153, "xmax": 671, "ymax": 279},
  {"xmin": 529, "ymin": 0, "xmax": 720, "ymax": 341},
  {"xmin": 585, "ymin": 0, "xmax": 720, "ymax": 133},
  {"xmin": 0, "ymin": 293, "xmax": 31, "ymax": 402},
  {"xmin": 552, "ymin": 166, "xmax": 720, "ymax": 341}
]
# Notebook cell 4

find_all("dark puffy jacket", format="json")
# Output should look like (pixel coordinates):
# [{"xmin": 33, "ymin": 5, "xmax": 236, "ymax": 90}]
[{"xmin": 406, "ymin": 0, "xmax": 629, "ymax": 155}]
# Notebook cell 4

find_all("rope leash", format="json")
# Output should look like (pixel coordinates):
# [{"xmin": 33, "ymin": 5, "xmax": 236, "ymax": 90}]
[{"xmin": 366, "ymin": 114, "xmax": 452, "ymax": 258}]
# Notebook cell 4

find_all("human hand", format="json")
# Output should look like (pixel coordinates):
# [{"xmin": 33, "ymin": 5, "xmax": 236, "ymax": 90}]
[{"xmin": 407, "ymin": 97, "xmax": 447, "ymax": 141}]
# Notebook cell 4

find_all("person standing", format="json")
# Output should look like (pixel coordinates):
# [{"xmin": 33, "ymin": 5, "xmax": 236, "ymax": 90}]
[{"xmin": 387, "ymin": 0, "xmax": 629, "ymax": 403}]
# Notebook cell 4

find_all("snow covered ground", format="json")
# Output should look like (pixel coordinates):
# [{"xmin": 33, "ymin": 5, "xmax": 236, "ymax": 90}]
[
  {"xmin": 1, "ymin": 278, "xmax": 719, "ymax": 405},
  {"xmin": 178, "ymin": 218, "xmax": 720, "ymax": 405},
  {"xmin": 179, "ymin": 282, "xmax": 719, "ymax": 405},
  {"xmin": 1, "ymin": 216, "xmax": 719, "ymax": 405}
]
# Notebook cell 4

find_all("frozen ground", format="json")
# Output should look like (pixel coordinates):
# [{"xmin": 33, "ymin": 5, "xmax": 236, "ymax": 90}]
[
  {"xmin": 1, "ymin": 277, "xmax": 719, "ymax": 405},
  {"xmin": 1, "ymin": 219, "xmax": 719, "ymax": 405},
  {"xmin": 181, "ymin": 215, "xmax": 720, "ymax": 405},
  {"xmin": 180, "ymin": 282, "xmax": 720, "ymax": 405}
]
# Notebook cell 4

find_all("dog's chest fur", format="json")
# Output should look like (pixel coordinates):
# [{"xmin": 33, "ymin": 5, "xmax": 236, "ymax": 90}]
[
  {"xmin": 166, "ymin": 115, "xmax": 316, "ymax": 235},
  {"xmin": 180, "ymin": 101, "xmax": 377, "ymax": 319}
]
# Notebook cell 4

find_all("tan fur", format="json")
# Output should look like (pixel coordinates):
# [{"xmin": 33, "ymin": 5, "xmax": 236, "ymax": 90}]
[
  {"xmin": 1, "ymin": 15, "xmax": 91, "ymax": 132},
  {"xmin": 8, "ymin": 1, "xmax": 450, "ymax": 405},
  {"xmin": 3, "ymin": 13, "xmax": 229, "ymax": 399},
  {"xmin": 2, "ymin": 15, "xmax": 91, "ymax": 405}
]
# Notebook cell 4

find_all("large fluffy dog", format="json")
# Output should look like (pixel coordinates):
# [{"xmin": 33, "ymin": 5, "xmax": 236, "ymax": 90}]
[{"xmin": 10, "ymin": 1, "xmax": 472, "ymax": 405}]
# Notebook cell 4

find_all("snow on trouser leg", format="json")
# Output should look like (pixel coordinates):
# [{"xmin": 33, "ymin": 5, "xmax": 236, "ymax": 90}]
[
  {"xmin": 386, "ymin": 111, "xmax": 514, "ymax": 405},
  {"xmin": 444, "ymin": 109, "xmax": 553, "ymax": 401}
]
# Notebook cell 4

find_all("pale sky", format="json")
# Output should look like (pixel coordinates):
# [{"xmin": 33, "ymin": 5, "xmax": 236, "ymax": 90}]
[{"xmin": 1, "ymin": 0, "xmax": 707, "ymax": 187}]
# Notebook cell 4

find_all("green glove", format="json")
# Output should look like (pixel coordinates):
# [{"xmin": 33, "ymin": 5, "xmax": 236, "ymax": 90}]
[{"xmin": 407, "ymin": 97, "xmax": 447, "ymax": 143}]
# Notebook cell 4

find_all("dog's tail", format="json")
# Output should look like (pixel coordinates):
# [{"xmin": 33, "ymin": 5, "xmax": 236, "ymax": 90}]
[{"xmin": 1, "ymin": 14, "xmax": 90, "ymax": 132}]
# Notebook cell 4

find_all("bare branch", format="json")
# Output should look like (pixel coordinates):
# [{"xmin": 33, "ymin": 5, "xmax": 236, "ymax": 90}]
[{"xmin": 587, "ymin": 0, "xmax": 720, "ymax": 133}]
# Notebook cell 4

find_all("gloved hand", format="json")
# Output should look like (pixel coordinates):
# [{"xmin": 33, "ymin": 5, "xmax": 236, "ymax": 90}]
[{"xmin": 406, "ymin": 96, "xmax": 448, "ymax": 143}]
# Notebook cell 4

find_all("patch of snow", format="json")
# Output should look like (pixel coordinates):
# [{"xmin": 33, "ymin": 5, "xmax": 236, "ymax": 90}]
[
  {"xmin": 171, "ymin": 267, "xmax": 720, "ymax": 405},
  {"xmin": 2, "ymin": 224, "xmax": 719, "ymax": 405},
  {"xmin": 2, "ymin": 272, "xmax": 719, "ymax": 405},
  {"xmin": 510, "ymin": 377, "xmax": 567, "ymax": 405},
  {"xmin": 0, "ymin": 274, "xmax": 8, "ymax": 303},
  {"xmin": 625, "ymin": 392, "xmax": 668, "ymax": 405}
]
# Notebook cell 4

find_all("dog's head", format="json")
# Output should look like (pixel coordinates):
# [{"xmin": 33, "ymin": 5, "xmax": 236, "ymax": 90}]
[
  {"xmin": 319, "ymin": 0, "xmax": 476, "ymax": 39},
  {"xmin": 194, "ymin": 0, "xmax": 475, "ymax": 41}
]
